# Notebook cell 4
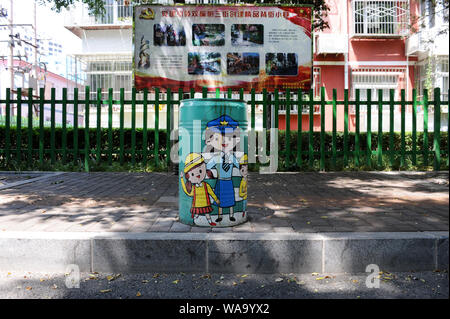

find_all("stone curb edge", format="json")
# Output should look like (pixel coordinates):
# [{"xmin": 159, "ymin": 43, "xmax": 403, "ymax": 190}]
[{"xmin": 0, "ymin": 231, "xmax": 448, "ymax": 274}]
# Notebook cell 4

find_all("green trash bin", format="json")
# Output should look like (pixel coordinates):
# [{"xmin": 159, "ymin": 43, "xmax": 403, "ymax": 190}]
[{"xmin": 179, "ymin": 98, "xmax": 248, "ymax": 227}]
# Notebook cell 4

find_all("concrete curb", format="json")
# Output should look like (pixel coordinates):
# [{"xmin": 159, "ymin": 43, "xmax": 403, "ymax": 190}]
[{"xmin": 0, "ymin": 231, "xmax": 448, "ymax": 274}]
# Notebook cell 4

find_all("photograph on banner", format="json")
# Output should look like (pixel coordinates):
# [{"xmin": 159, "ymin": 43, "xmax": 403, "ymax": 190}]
[
  {"xmin": 227, "ymin": 53, "xmax": 260, "ymax": 75},
  {"xmin": 133, "ymin": 5, "xmax": 312, "ymax": 91},
  {"xmin": 231, "ymin": 24, "xmax": 264, "ymax": 46},
  {"xmin": 188, "ymin": 52, "xmax": 221, "ymax": 75},
  {"xmin": 192, "ymin": 24, "xmax": 225, "ymax": 46},
  {"xmin": 154, "ymin": 23, "xmax": 186, "ymax": 46}
]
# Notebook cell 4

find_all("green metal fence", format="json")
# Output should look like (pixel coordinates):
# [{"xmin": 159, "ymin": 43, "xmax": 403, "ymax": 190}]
[{"xmin": 0, "ymin": 87, "xmax": 448, "ymax": 172}]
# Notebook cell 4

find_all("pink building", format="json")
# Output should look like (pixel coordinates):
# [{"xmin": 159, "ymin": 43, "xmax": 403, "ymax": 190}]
[
  {"xmin": 279, "ymin": 0, "xmax": 449, "ymax": 132},
  {"xmin": 0, "ymin": 59, "xmax": 83, "ymax": 125}
]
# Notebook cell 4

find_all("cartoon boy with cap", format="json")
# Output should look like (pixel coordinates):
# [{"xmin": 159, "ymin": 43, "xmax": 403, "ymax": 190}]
[{"xmin": 204, "ymin": 115, "xmax": 241, "ymax": 223}]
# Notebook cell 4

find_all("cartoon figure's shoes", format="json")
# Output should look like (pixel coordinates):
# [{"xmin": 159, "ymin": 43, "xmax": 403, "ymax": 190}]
[
  {"xmin": 209, "ymin": 222, "xmax": 217, "ymax": 226},
  {"xmin": 216, "ymin": 217, "xmax": 223, "ymax": 222},
  {"xmin": 229, "ymin": 217, "xmax": 236, "ymax": 222},
  {"xmin": 242, "ymin": 212, "xmax": 245, "ymax": 217}
]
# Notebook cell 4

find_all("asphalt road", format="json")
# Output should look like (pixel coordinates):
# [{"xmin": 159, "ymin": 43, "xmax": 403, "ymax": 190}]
[{"xmin": 0, "ymin": 270, "xmax": 447, "ymax": 299}]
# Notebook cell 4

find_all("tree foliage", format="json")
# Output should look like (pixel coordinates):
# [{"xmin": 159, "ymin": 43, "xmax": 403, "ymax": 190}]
[{"xmin": 37, "ymin": 0, "xmax": 330, "ymax": 31}]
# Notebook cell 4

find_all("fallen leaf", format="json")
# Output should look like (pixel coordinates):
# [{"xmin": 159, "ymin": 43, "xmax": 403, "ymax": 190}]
[
  {"xmin": 40, "ymin": 278, "xmax": 46, "ymax": 282},
  {"xmin": 311, "ymin": 272, "xmax": 319, "ymax": 276},
  {"xmin": 152, "ymin": 273, "xmax": 160, "ymax": 278},
  {"xmin": 136, "ymin": 292, "xmax": 142, "ymax": 297},
  {"xmin": 352, "ymin": 279, "xmax": 359, "ymax": 283},
  {"xmin": 320, "ymin": 216, "xmax": 328, "ymax": 219},
  {"xmin": 100, "ymin": 289, "xmax": 112, "ymax": 293},
  {"xmin": 172, "ymin": 279, "xmax": 180, "ymax": 284},
  {"xmin": 7, "ymin": 272, "xmax": 11, "ymax": 276},
  {"xmin": 25, "ymin": 286, "xmax": 32, "ymax": 291},
  {"xmin": 107, "ymin": 274, "xmax": 121, "ymax": 282},
  {"xmin": 220, "ymin": 275, "xmax": 225, "ymax": 280},
  {"xmin": 275, "ymin": 277, "xmax": 284, "ymax": 282},
  {"xmin": 316, "ymin": 276, "xmax": 331, "ymax": 281},
  {"xmin": 142, "ymin": 280, "xmax": 149, "ymax": 283},
  {"xmin": 241, "ymin": 274, "xmax": 248, "ymax": 278},
  {"xmin": 51, "ymin": 284, "xmax": 58, "ymax": 289},
  {"xmin": 232, "ymin": 281, "xmax": 238, "ymax": 286}
]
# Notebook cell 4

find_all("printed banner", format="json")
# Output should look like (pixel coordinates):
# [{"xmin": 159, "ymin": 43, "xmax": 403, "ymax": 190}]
[{"xmin": 134, "ymin": 5, "xmax": 312, "ymax": 91}]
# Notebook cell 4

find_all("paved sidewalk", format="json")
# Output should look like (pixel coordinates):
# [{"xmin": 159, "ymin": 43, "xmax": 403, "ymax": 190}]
[{"xmin": 0, "ymin": 171, "xmax": 448, "ymax": 233}]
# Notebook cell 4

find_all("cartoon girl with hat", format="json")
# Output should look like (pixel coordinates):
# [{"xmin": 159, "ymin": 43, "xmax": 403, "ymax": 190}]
[
  {"xmin": 181, "ymin": 153, "xmax": 220, "ymax": 227},
  {"xmin": 204, "ymin": 115, "xmax": 241, "ymax": 223}
]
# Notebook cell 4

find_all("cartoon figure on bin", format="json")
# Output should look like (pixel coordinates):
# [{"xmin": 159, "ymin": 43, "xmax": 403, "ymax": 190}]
[
  {"xmin": 180, "ymin": 153, "xmax": 219, "ymax": 226},
  {"xmin": 238, "ymin": 154, "xmax": 248, "ymax": 217},
  {"xmin": 204, "ymin": 115, "xmax": 246, "ymax": 223}
]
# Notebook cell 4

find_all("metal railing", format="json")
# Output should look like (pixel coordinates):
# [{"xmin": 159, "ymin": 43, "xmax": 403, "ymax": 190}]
[
  {"xmin": 0, "ymin": 87, "xmax": 448, "ymax": 172},
  {"xmin": 352, "ymin": 0, "xmax": 410, "ymax": 37}
]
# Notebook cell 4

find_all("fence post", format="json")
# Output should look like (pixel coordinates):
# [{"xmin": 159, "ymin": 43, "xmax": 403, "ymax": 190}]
[
  {"xmin": 84, "ymin": 86, "xmax": 90, "ymax": 172},
  {"xmin": 5, "ymin": 89, "xmax": 11, "ymax": 165},
  {"xmin": 154, "ymin": 87, "xmax": 160, "ymax": 167},
  {"xmin": 423, "ymin": 89, "xmax": 429, "ymax": 167},
  {"xmin": 27, "ymin": 88, "xmax": 33, "ymax": 167},
  {"xmin": 96, "ymin": 88, "xmax": 102, "ymax": 164},
  {"xmin": 308, "ymin": 89, "xmax": 314, "ymax": 168},
  {"xmin": 412, "ymin": 89, "xmax": 417, "ymax": 166},
  {"xmin": 39, "ymin": 87, "xmax": 45, "ymax": 166},
  {"xmin": 297, "ymin": 89, "xmax": 303, "ymax": 168},
  {"xmin": 433, "ymin": 87, "xmax": 441, "ymax": 171},
  {"xmin": 344, "ymin": 89, "xmax": 349, "ymax": 167},
  {"xmin": 366, "ymin": 89, "xmax": 372, "ymax": 168},
  {"xmin": 62, "ymin": 88, "xmax": 67, "ymax": 164},
  {"xmin": 119, "ymin": 88, "xmax": 125, "ymax": 165},
  {"xmin": 107, "ymin": 88, "xmax": 113, "ymax": 165},
  {"xmin": 131, "ymin": 87, "xmax": 136, "ymax": 165},
  {"xmin": 73, "ymin": 87, "xmax": 79, "ymax": 166},
  {"xmin": 16, "ymin": 87, "xmax": 22, "ymax": 164},
  {"xmin": 389, "ymin": 89, "xmax": 395, "ymax": 167},
  {"xmin": 401, "ymin": 89, "xmax": 406, "ymax": 168},
  {"xmin": 332, "ymin": 88, "xmax": 337, "ymax": 169},
  {"xmin": 377, "ymin": 89, "xmax": 383, "ymax": 167},
  {"xmin": 51, "ymin": 88, "xmax": 56, "ymax": 165},
  {"xmin": 166, "ymin": 87, "xmax": 172, "ymax": 169},
  {"xmin": 356, "ymin": 89, "xmax": 361, "ymax": 167},
  {"xmin": 262, "ymin": 89, "xmax": 268, "ymax": 134},
  {"xmin": 143, "ymin": 88, "xmax": 148, "ymax": 166},
  {"xmin": 285, "ymin": 88, "xmax": 291, "ymax": 170},
  {"xmin": 320, "ymin": 87, "xmax": 325, "ymax": 171},
  {"xmin": 251, "ymin": 88, "xmax": 256, "ymax": 131}
]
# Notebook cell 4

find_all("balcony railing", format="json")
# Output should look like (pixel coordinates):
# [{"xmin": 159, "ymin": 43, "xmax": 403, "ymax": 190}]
[
  {"xmin": 352, "ymin": 0, "xmax": 409, "ymax": 37},
  {"xmin": 65, "ymin": 0, "xmax": 133, "ymax": 26}
]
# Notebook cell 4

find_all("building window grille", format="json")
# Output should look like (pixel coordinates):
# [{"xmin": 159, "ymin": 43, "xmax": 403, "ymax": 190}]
[{"xmin": 352, "ymin": 0, "xmax": 409, "ymax": 36}]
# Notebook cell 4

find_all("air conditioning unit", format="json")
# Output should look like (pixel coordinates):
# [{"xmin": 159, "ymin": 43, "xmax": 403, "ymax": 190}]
[
  {"xmin": 316, "ymin": 33, "xmax": 348, "ymax": 55},
  {"xmin": 406, "ymin": 32, "xmax": 427, "ymax": 56}
]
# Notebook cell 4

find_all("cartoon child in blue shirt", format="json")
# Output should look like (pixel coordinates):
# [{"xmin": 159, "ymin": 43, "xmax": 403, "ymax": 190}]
[{"xmin": 204, "ymin": 115, "xmax": 241, "ymax": 223}]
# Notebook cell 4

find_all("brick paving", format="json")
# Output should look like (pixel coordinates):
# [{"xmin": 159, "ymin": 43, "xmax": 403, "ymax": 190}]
[{"xmin": 0, "ymin": 171, "xmax": 448, "ymax": 233}]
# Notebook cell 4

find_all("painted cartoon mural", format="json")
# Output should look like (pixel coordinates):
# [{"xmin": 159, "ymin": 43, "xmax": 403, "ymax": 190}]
[
  {"xmin": 180, "ymin": 153, "xmax": 219, "ymax": 226},
  {"xmin": 180, "ymin": 113, "xmax": 248, "ymax": 227}
]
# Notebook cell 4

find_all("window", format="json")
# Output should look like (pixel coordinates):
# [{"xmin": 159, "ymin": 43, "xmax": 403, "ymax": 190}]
[
  {"xmin": 351, "ymin": 67, "xmax": 406, "ymax": 105},
  {"xmin": 353, "ymin": 0, "xmax": 409, "ymax": 36}
]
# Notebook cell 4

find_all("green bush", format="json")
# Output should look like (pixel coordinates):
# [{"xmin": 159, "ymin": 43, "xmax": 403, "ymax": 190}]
[{"xmin": 0, "ymin": 125, "xmax": 448, "ymax": 172}]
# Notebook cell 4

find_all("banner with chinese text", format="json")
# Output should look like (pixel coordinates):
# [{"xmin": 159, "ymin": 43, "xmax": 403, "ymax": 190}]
[{"xmin": 134, "ymin": 5, "xmax": 312, "ymax": 91}]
